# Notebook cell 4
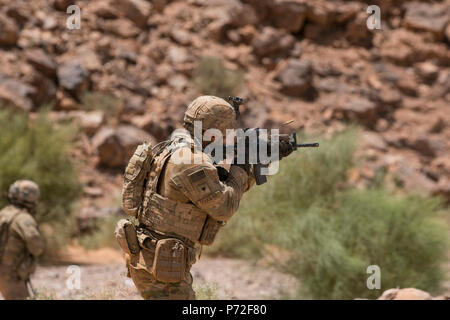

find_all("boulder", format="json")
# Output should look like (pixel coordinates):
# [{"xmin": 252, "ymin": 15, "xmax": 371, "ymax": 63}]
[
  {"xmin": 57, "ymin": 60, "xmax": 90, "ymax": 98},
  {"xmin": 112, "ymin": 0, "xmax": 152, "ymax": 29},
  {"xmin": 99, "ymin": 19, "xmax": 141, "ymax": 38},
  {"xmin": 91, "ymin": 0, "xmax": 120, "ymax": 19},
  {"xmin": 337, "ymin": 97, "xmax": 379, "ymax": 127},
  {"xmin": 404, "ymin": 2, "xmax": 450, "ymax": 40},
  {"xmin": 274, "ymin": 59, "xmax": 313, "ymax": 97},
  {"xmin": 0, "ymin": 13, "xmax": 20, "ymax": 46},
  {"xmin": 53, "ymin": 0, "xmax": 76, "ymax": 11},
  {"xmin": 252, "ymin": 27, "xmax": 295, "ymax": 59},
  {"xmin": 25, "ymin": 49, "xmax": 57, "ymax": 78},
  {"xmin": 92, "ymin": 125, "xmax": 153, "ymax": 168},
  {"xmin": 130, "ymin": 113, "xmax": 174, "ymax": 141},
  {"xmin": 271, "ymin": 0, "xmax": 306, "ymax": 32},
  {"xmin": 71, "ymin": 110, "xmax": 105, "ymax": 136},
  {"xmin": 414, "ymin": 61, "xmax": 439, "ymax": 84},
  {"xmin": 27, "ymin": 71, "xmax": 57, "ymax": 107},
  {"xmin": 0, "ymin": 74, "xmax": 36, "ymax": 111}
]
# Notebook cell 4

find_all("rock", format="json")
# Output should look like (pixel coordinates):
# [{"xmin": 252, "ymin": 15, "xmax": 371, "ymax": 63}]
[
  {"xmin": 252, "ymin": 27, "xmax": 295, "ymax": 59},
  {"xmin": 130, "ymin": 113, "xmax": 174, "ymax": 141},
  {"xmin": 363, "ymin": 132, "xmax": 388, "ymax": 151},
  {"xmin": 405, "ymin": 136, "xmax": 442, "ymax": 158},
  {"xmin": 274, "ymin": 59, "xmax": 313, "ymax": 98},
  {"xmin": 92, "ymin": 125, "xmax": 153, "ymax": 168},
  {"xmin": 57, "ymin": 60, "xmax": 90, "ymax": 98},
  {"xmin": 0, "ymin": 13, "xmax": 20, "ymax": 46},
  {"xmin": 271, "ymin": 0, "xmax": 306, "ymax": 32},
  {"xmin": 25, "ymin": 49, "xmax": 57, "ymax": 78},
  {"xmin": 112, "ymin": 0, "xmax": 152, "ymax": 29},
  {"xmin": 76, "ymin": 46, "xmax": 102, "ymax": 72},
  {"xmin": 205, "ymin": 1, "xmax": 258, "ymax": 41},
  {"xmin": 404, "ymin": 2, "xmax": 450, "ymax": 40},
  {"xmin": 100, "ymin": 19, "xmax": 140, "ymax": 38},
  {"xmin": 0, "ymin": 74, "xmax": 36, "ymax": 111},
  {"xmin": 53, "ymin": 0, "xmax": 75, "ymax": 11},
  {"xmin": 72, "ymin": 110, "xmax": 105, "ymax": 136},
  {"xmin": 167, "ymin": 74, "xmax": 188, "ymax": 91},
  {"xmin": 396, "ymin": 77, "xmax": 418, "ymax": 97},
  {"xmin": 393, "ymin": 160, "xmax": 437, "ymax": 195},
  {"xmin": 152, "ymin": 0, "xmax": 169, "ymax": 12},
  {"xmin": 170, "ymin": 29, "xmax": 191, "ymax": 46},
  {"xmin": 55, "ymin": 89, "xmax": 79, "ymax": 110},
  {"xmin": 91, "ymin": 0, "xmax": 120, "ymax": 19},
  {"xmin": 167, "ymin": 46, "xmax": 190, "ymax": 65},
  {"xmin": 414, "ymin": 61, "xmax": 439, "ymax": 84},
  {"xmin": 5, "ymin": 5, "xmax": 30, "ymax": 26},
  {"xmin": 27, "ymin": 71, "xmax": 57, "ymax": 107},
  {"xmin": 122, "ymin": 95, "xmax": 146, "ymax": 115},
  {"xmin": 428, "ymin": 117, "xmax": 446, "ymax": 134},
  {"xmin": 346, "ymin": 11, "xmax": 373, "ymax": 47},
  {"xmin": 338, "ymin": 97, "xmax": 379, "ymax": 127},
  {"xmin": 378, "ymin": 288, "xmax": 432, "ymax": 300}
]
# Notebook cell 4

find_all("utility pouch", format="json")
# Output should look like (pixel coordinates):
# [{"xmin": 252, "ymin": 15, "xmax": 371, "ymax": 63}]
[
  {"xmin": 199, "ymin": 216, "xmax": 224, "ymax": 245},
  {"xmin": 115, "ymin": 219, "xmax": 140, "ymax": 255},
  {"xmin": 152, "ymin": 238, "xmax": 186, "ymax": 283}
]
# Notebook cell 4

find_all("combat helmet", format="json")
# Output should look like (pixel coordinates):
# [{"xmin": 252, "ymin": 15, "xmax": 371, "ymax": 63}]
[
  {"xmin": 183, "ymin": 96, "xmax": 237, "ymax": 137},
  {"xmin": 7, "ymin": 180, "xmax": 40, "ymax": 211}
]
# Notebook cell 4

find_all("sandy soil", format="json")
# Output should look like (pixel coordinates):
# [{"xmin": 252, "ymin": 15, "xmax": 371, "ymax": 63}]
[{"xmin": 12, "ymin": 248, "xmax": 298, "ymax": 300}]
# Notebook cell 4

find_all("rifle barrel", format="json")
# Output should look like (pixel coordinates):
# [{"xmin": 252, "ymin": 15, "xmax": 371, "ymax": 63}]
[{"xmin": 297, "ymin": 143, "xmax": 319, "ymax": 148}]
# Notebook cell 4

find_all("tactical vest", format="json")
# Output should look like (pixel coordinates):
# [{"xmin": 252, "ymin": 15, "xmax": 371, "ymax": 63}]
[{"xmin": 123, "ymin": 136, "xmax": 222, "ymax": 246}]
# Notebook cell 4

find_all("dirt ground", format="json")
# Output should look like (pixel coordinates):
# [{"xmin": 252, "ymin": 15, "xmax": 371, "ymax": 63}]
[{"xmin": 5, "ymin": 247, "xmax": 298, "ymax": 300}]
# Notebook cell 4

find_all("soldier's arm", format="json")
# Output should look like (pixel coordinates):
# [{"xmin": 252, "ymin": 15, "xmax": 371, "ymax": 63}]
[
  {"xmin": 14, "ymin": 215, "xmax": 45, "ymax": 257},
  {"xmin": 169, "ymin": 158, "xmax": 249, "ymax": 222}
]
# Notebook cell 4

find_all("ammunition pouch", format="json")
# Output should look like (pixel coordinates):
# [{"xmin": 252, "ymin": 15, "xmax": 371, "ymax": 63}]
[
  {"xmin": 199, "ymin": 216, "xmax": 224, "ymax": 245},
  {"xmin": 134, "ymin": 227, "xmax": 197, "ymax": 283},
  {"xmin": 115, "ymin": 219, "xmax": 140, "ymax": 256}
]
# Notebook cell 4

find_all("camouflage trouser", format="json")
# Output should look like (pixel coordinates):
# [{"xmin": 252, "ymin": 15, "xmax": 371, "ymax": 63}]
[
  {"xmin": 127, "ymin": 256, "xmax": 195, "ymax": 300},
  {"xmin": 0, "ymin": 274, "xmax": 30, "ymax": 300}
]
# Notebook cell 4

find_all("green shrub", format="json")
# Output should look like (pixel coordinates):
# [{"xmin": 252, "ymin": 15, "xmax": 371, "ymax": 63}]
[
  {"xmin": 193, "ymin": 56, "xmax": 244, "ymax": 99},
  {"xmin": 207, "ymin": 129, "xmax": 449, "ymax": 299},
  {"xmin": 0, "ymin": 109, "xmax": 81, "ymax": 223},
  {"xmin": 0, "ymin": 109, "xmax": 82, "ymax": 258}
]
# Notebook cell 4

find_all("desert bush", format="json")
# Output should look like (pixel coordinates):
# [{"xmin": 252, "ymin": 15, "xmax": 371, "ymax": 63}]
[
  {"xmin": 0, "ymin": 109, "xmax": 81, "ymax": 223},
  {"xmin": 207, "ymin": 129, "xmax": 449, "ymax": 299},
  {"xmin": 193, "ymin": 56, "xmax": 244, "ymax": 99},
  {"xmin": 0, "ymin": 109, "xmax": 82, "ymax": 257}
]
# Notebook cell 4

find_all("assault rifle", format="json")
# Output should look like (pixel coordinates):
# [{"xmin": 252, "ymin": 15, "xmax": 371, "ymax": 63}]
[{"xmin": 214, "ymin": 97, "xmax": 319, "ymax": 185}]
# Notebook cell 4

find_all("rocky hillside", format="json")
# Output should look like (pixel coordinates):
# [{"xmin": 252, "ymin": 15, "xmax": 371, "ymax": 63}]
[{"xmin": 0, "ymin": 0, "xmax": 449, "ymax": 208}]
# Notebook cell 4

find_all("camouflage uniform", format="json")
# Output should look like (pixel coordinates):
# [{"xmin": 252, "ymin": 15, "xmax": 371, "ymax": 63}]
[
  {"xmin": 118, "ymin": 96, "xmax": 254, "ymax": 300},
  {"xmin": 0, "ymin": 180, "xmax": 45, "ymax": 300}
]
